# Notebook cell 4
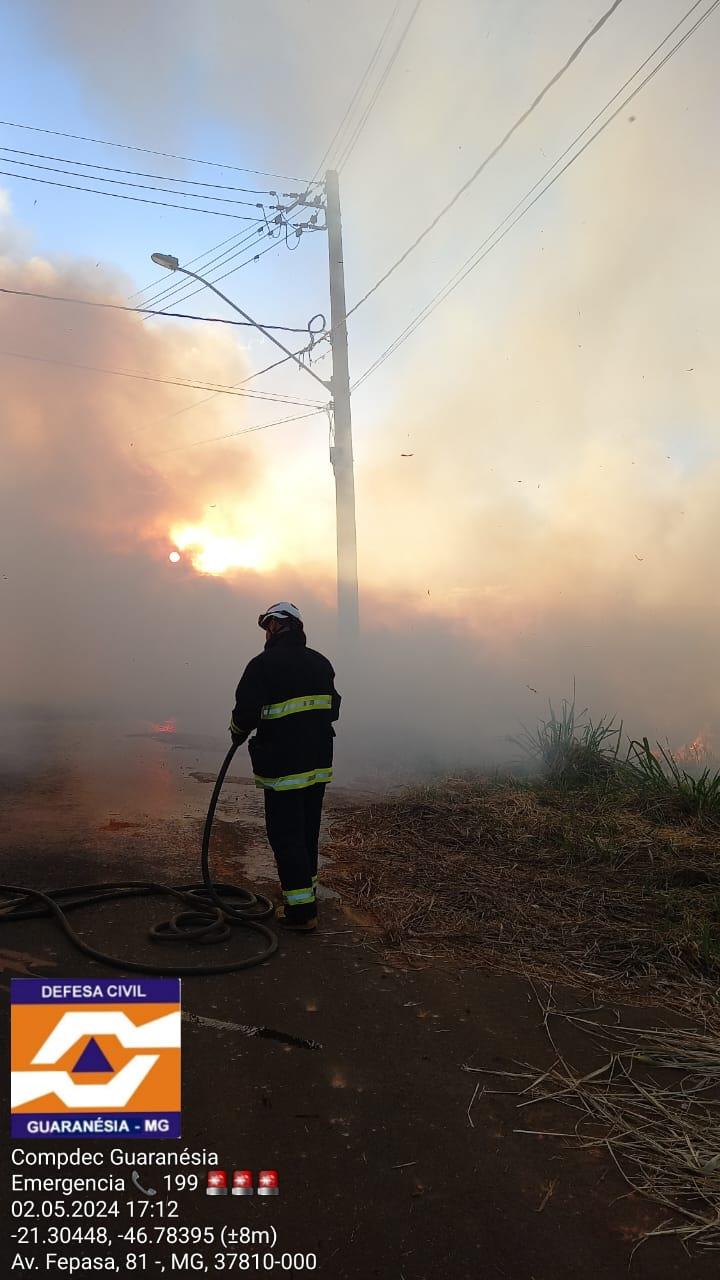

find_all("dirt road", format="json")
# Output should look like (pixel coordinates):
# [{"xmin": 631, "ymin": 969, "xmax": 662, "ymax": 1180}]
[{"xmin": 0, "ymin": 720, "xmax": 711, "ymax": 1278}]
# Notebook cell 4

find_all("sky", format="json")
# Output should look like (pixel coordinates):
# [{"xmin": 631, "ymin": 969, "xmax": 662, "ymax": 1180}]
[{"xmin": 1, "ymin": 0, "xmax": 719, "ymax": 777}]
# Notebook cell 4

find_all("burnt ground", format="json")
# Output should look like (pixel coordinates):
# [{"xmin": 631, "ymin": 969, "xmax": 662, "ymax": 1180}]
[{"xmin": 0, "ymin": 722, "xmax": 714, "ymax": 1278}]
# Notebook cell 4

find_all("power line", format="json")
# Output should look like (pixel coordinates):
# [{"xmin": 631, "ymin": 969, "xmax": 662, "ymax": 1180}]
[
  {"xmin": 0, "ymin": 145, "xmax": 289, "ymax": 198},
  {"xmin": 0, "ymin": 285, "xmax": 315, "ymax": 333},
  {"xmin": 129, "ymin": 229, "xmax": 249, "ymax": 298},
  {"xmin": 131, "ymin": 228, "xmax": 256, "ymax": 299},
  {"xmin": 352, "ymin": 0, "xmax": 718, "ymax": 391},
  {"xmin": 0, "ymin": 122, "xmax": 326, "ymax": 429},
  {"xmin": 140, "ymin": 222, "xmax": 285, "ymax": 310},
  {"xmin": 139, "ymin": 226, "xmax": 270, "ymax": 310},
  {"xmin": 143, "ymin": 219, "xmax": 321, "ymax": 317},
  {"xmin": 336, "ymin": 0, "xmax": 424, "ymax": 173},
  {"xmin": 353, "ymin": 0, "xmax": 716, "ymax": 388},
  {"xmin": 140, "ymin": 233, "xmax": 281, "ymax": 317},
  {"xmin": 309, "ymin": 0, "xmax": 402, "ymax": 182},
  {"xmin": 135, "ymin": 18, "xmax": 337, "ymax": 314},
  {"xmin": 0, "ymin": 153, "xmax": 276, "ymax": 208},
  {"xmin": 155, "ymin": 344, "xmax": 319, "ymax": 431},
  {"xmin": 0, "ymin": 166, "xmax": 267, "ymax": 220},
  {"xmin": 0, "ymin": 331, "xmax": 328, "ymax": 433},
  {"xmin": 128, "ymin": 184, "xmax": 320, "ymax": 316},
  {"xmin": 152, "ymin": 408, "xmax": 325, "ymax": 456},
  {"xmin": 138, "ymin": 207, "xmax": 319, "ymax": 311},
  {"xmin": 347, "ymin": 0, "xmax": 626, "ymax": 317},
  {"xmin": 0, "ymin": 118, "xmax": 312, "ymax": 184},
  {"xmin": 0, "ymin": 348, "xmax": 324, "ymax": 407}
]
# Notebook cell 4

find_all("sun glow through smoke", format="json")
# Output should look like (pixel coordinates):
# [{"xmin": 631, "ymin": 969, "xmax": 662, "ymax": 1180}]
[{"xmin": 170, "ymin": 521, "xmax": 269, "ymax": 576}]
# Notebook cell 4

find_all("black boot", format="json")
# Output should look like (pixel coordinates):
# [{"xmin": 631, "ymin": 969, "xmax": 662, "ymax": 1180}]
[{"xmin": 274, "ymin": 903, "xmax": 318, "ymax": 932}]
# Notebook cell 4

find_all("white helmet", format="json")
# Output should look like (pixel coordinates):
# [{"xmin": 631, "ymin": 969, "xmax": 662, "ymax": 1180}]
[{"xmin": 258, "ymin": 601, "xmax": 303, "ymax": 630}]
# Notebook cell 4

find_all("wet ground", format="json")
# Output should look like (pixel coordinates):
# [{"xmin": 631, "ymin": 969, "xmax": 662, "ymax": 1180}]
[{"xmin": 0, "ymin": 716, "xmax": 713, "ymax": 1278}]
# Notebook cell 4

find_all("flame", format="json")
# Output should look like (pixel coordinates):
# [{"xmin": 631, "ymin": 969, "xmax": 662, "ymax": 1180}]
[
  {"xmin": 170, "ymin": 516, "xmax": 271, "ymax": 577},
  {"xmin": 674, "ymin": 732, "xmax": 714, "ymax": 765},
  {"xmin": 150, "ymin": 719, "xmax": 176, "ymax": 734}
]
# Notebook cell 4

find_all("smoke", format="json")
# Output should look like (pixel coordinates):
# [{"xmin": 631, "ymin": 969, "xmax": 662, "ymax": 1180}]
[
  {"xmin": 19, "ymin": 1, "xmax": 396, "ymax": 159},
  {"xmin": 2, "ymin": 2, "xmax": 720, "ymax": 782},
  {"xmin": 0, "ymin": 215, "xmax": 263, "ymax": 722}
]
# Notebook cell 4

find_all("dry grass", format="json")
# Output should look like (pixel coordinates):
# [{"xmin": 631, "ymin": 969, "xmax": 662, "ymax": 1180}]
[
  {"xmin": 465, "ymin": 992, "xmax": 720, "ymax": 1250},
  {"xmin": 325, "ymin": 777, "xmax": 720, "ymax": 1024},
  {"xmin": 325, "ymin": 776, "xmax": 720, "ymax": 1252}
]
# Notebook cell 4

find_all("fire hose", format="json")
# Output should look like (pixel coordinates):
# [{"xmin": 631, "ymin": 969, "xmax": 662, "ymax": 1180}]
[{"xmin": 0, "ymin": 742, "xmax": 279, "ymax": 974}]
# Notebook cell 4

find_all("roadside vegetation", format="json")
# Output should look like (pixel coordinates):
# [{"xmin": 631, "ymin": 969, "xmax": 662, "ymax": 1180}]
[
  {"xmin": 509, "ymin": 685, "xmax": 720, "ymax": 825},
  {"xmin": 327, "ymin": 691, "xmax": 720, "ymax": 1001}
]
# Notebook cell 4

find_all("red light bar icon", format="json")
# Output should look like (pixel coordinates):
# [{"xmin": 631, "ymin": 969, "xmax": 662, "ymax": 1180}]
[
  {"xmin": 232, "ymin": 1170, "xmax": 254, "ymax": 1196},
  {"xmin": 257, "ymin": 1169, "xmax": 279, "ymax": 1196},
  {"xmin": 206, "ymin": 1169, "xmax": 228, "ymax": 1196}
]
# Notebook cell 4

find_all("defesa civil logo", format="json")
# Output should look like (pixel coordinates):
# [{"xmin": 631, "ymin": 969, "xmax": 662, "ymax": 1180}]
[{"xmin": 11, "ymin": 979, "xmax": 181, "ymax": 1139}]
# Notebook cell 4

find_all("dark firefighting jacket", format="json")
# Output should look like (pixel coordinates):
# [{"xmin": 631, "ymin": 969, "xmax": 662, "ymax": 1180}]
[{"xmin": 230, "ymin": 628, "xmax": 341, "ymax": 791}]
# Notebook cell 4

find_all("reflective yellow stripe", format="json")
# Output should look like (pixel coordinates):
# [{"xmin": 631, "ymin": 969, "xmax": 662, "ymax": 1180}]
[
  {"xmin": 284, "ymin": 886, "xmax": 314, "ymax": 905},
  {"xmin": 254, "ymin": 767, "xmax": 333, "ymax": 791},
  {"xmin": 229, "ymin": 719, "xmax": 244, "ymax": 734},
  {"xmin": 261, "ymin": 694, "xmax": 332, "ymax": 720}
]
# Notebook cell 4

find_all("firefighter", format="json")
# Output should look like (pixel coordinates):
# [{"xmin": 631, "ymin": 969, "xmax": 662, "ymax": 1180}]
[{"xmin": 229, "ymin": 602, "xmax": 341, "ymax": 932}]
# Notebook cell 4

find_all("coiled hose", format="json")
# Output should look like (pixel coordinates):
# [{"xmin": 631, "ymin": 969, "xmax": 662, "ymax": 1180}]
[{"xmin": 0, "ymin": 742, "xmax": 279, "ymax": 974}]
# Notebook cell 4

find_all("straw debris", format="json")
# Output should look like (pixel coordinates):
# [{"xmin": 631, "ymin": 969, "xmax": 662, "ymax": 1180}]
[
  {"xmin": 465, "ymin": 1000, "xmax": 720, "ymax": 1250},
  {"xmin": 325, "ymin": 777, "xmax": 720, "ymax": 1023}
]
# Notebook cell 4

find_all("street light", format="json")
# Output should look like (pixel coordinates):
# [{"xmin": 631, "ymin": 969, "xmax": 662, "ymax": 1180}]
[{"xmin": 151, "ymin": 252, "xmax": 180, "ymax": 271}]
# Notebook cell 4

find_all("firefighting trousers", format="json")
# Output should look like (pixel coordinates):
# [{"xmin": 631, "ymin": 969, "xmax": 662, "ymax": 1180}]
[{"xmin": 263, "ymin": 782, "xmax": 326, "ymax": 921}]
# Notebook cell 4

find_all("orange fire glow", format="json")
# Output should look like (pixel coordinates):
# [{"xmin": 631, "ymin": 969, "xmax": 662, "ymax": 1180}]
[
  {"xmin": 674, "ymin": 732, "xmax": 714, "ymax": 765},
  {"xmin": 150, "ymin": 719, "xmax": 177, "ymax": 734}
]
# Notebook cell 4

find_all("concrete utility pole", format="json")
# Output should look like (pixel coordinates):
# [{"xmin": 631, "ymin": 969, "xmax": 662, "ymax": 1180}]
[
  {"xmin": 152, "ymin": 171, "xmax": 361, "ymax": 642},
  {"xmin": 325, "ymin": 170, "xmax": 359, "ymax": 642}
]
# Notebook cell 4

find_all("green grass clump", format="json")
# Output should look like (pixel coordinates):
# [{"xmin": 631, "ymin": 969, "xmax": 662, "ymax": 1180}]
[
  {"xmin": 623, "ymin": 736, "xmax": 720, "ymax": 823},
  {"xmin": 510, "ymin": 686, "xmax": 623, "ymax": 789},
  {"xmin": 511, "ymin": 689, "xmax": 720, "ymax": 824}
]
